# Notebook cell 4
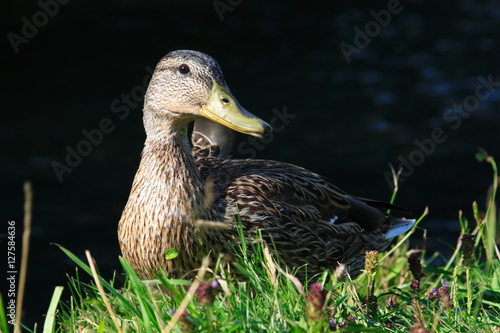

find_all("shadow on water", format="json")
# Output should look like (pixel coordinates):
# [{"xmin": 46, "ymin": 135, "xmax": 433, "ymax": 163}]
[{"xmin": 2, "ymin": 0, "xmax": 500, "ymax": 327}]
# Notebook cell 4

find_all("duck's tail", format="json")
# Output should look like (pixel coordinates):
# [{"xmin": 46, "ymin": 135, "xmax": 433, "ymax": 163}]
[
  {"xmin": 360, "ymin": 217, "xmax": 415, "ymax": 254},
  {"xmin": 383, "ymin": 217, "xmax": 415, "ymax": 240}
]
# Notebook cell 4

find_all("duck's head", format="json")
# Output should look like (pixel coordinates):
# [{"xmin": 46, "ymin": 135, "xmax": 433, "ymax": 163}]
[{"xmin": 144, "ymin": 50, "xmax": 271, "ymax": 139}]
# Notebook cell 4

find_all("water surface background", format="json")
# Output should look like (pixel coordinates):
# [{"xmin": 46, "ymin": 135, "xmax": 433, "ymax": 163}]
[{"xmin": 2, "ymin": 0, "xmax": 500, "ymax": 326}]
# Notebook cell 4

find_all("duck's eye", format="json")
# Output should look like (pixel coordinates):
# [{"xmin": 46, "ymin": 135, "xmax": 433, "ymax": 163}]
[{"xmin": 179, "ymin": 64, "xmax": 190, "ymax": 74}]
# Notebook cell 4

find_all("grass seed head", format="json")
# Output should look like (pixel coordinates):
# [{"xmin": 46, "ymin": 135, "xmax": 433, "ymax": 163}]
[
  {"xmin": 364, "ymin": 250, "xmax": 379, "ymax": 274},
  {"xmin": 333, "ymin": 263, "xmax": 347, "ymax": 283}
]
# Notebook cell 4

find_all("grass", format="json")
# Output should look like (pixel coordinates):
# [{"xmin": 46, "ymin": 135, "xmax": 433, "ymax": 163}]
[{"xmin": 3, "ymin": 149, "xmax": 500, "ymax": 332}]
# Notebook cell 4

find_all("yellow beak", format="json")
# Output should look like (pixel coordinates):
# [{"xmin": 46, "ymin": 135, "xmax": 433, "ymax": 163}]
[{"xmin": 200, "ymin": 81, "xmax": 272, "ymax": 138}]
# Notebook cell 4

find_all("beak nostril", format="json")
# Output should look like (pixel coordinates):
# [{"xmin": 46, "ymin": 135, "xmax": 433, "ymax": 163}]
[{"xmin": 221, "ymin": 97, "xmax": 230, "ymax": 104}]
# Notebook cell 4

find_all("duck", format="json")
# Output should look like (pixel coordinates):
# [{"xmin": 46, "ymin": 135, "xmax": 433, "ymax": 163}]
[{"xmin": 117, "ymin": 50, "xmax": 414, "ymax": 280}]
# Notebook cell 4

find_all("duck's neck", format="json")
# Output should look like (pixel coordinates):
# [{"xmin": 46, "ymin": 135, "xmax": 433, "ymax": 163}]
[
  {"xmin": 139, "ymin": 135, "xmax": 205, "ymax": 224},
  {"xmin": 119, "ymin": 112, "xmax": 207, "ymax": 277}
]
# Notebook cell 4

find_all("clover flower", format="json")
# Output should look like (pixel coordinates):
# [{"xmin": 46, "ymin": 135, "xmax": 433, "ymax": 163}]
[
  {"xmin": 408, "ymin": 253, "xmax": 425, "ymax": 280},
  {"xmin": 307, "ymin": 283, "xmax": 326, "ymax": 321},
  {"xmin": 168, "ymin": 309, "xmax": 193, "ymax": 332},
  {"xmin": 425, "ymin": 279, "xmax": 452, "ymax": 310},
  {"xmin": 460, "ymin": 234, "xmax": 476, "ymax": 268},
  {"xmin": 196, "ymin": 280, "xmax": 218, "ymax": 306}
]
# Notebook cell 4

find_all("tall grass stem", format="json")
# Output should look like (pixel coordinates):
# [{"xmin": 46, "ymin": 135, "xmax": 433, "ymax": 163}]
[{"xmin": 14, "ymin": 182, "xmax": 33, "ymax": 333}]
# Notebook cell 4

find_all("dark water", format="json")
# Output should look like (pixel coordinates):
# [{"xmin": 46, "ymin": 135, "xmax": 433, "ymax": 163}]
[{"xmin": 2, "ymin": 0, "xmax": 500, "ymax": 327}]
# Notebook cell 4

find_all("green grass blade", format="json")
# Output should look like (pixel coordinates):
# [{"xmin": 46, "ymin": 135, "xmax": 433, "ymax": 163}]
[
  {"xmin": 0, "ymin": 293, "xmax": 10, "ymax": 333},
  {"xmin": 119, "ymin": 257, "xmax": 156, "ymax": 333},
  {"xmin": 55, "ymin": 244, "xmax": 141, "ymax": 317},
  {"xmin": 43, "ymin": 286, "xmax": 64, "ymax": 333},
  {"xmin": 52, "ymin": 152, "xmax": 500, "ymax": 332}
]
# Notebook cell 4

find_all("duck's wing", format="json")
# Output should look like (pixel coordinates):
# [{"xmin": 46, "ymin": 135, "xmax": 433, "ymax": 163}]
[
  {"xmin": 353, "ymin": 196, "xmax": 412, "ymax": 215},
  {"xmin": 197, "ymin": 157, "xmax": 409, "ymax": 232},
  {"xmin": 196, "ymin": 157, "xmax": 413, "ymax": 277},
  {"xmin": 192, "ymin": 118, "xmax": 235, "ymax": 158},
  {"xmin": 196, "ymin": 157, "xmax": 414, "ymax": 277}
]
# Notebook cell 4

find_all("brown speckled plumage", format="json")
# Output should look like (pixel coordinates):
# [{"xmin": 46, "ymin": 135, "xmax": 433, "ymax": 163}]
[{"xmin": 118, "ymin": 50, "xmax": 414, "ymax": 280}]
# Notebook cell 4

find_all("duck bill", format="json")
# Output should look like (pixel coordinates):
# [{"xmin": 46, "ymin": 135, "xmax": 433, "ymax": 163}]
[{"xmin": 200, "ymin": 81, "xmax": 272, "ymax": 138}]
